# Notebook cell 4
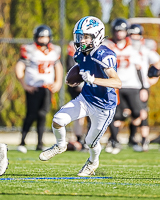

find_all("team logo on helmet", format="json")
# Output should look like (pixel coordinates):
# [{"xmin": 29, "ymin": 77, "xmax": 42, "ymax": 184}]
[{"xmin": 87, "ymin": 19, "xmax": 99, "ymax": 29}]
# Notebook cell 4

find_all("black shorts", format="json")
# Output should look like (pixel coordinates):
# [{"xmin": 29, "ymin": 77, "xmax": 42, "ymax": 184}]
[{"xmin": 115, "ymin": 88, "xmax": 142, "ymax": 120}]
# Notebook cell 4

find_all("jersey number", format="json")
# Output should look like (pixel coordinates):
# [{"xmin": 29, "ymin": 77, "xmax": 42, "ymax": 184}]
[
  {"xmin": 117, "ymin": 56, "xmax": 130, "ymax": 68},
  {"xmin": 38, "ymin": 61, "xmax": 53, "ymax": 74}
]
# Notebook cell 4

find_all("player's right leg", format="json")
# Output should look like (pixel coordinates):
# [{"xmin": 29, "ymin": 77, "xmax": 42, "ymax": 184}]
[
  {"xmin": 37, "ymin": 88, "xmax": 52, "ymax": 151},
  {"xmin": 78, "ymin": 106, "xmax": 116, "ymax": 176},
  {"xmin": 39, "ymin": 94, "xmax": 88, "ymax": 161},
  {"xmin": 39, "ymin": 124, "xmax": 67, "ymax": 161},
  {"xmin": 122, "ymin": 88, "xmax": 142, "ymax": 149},
  {"xmin": 18, "ymin": 91, "xmax": 41, "ymax": 153},
  {"xmin": 139, "ymin": 98, "xmax": 150, "ymax": 151},
  {"xmin": 0, "ymin": 143, "xmax": 8, "ymax": 176}
]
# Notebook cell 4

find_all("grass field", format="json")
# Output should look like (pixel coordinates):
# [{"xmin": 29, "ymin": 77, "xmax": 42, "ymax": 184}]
[{"xmin": 0, "ymin": 146, "xmax": 160, "ymax": 200}]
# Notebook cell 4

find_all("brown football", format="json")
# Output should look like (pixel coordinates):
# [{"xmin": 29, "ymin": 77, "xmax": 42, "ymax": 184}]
[
  {"xmin": 67, "ymin": 141, "xmax": 82, "ymax": 151},
  {"xmin": 66, "ymin": 64, "xmax": 83, "ymax": 85}
]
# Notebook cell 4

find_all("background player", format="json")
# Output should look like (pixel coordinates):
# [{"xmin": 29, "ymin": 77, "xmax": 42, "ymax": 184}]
[
  {"xmin": 0, "ymin": 143, "xmax": 8, "ymax": 176},
  {"xmin": 39, "ymin": 16, "xmax": 121, "ymax": 176},
  {"xmin": 128, "ymin": 23, "xmax": 160, "ymax": 151},
  {"xmin": 103, "ymin": 18, "xmax": 143, "ymax": 154},
  {"xmin": 15, "ymin": 25, "xmax": 63, "ymax": 153}
]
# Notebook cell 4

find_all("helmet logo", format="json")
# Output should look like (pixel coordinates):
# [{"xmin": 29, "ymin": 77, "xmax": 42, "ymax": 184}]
[
  {"xmin": 87, "ymin": 19, "xmax": 99, "ymax": 29},
  {"xmin": 39, "ymin": 30, "xmax": 49, "ymax": 37},
  {"xmin": 134, "ymin": 27, "xmax": 140, "ymax": 34}
]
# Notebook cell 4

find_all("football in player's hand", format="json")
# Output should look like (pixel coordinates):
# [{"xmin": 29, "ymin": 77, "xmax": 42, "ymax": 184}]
[{"xmin": 66, "ymin": 64, "xmax": 83, "ymax": 85}]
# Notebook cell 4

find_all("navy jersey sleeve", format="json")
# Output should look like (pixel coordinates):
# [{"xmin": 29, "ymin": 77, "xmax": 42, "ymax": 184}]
[{"xmin": 92, "ymin": 45, "xmax": 117, "ymax": 72}]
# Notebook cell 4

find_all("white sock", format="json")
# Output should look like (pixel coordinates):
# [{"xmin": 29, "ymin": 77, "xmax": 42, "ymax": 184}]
[
  {"xmin": 89, "ymin": 142, "xmax": 101, "ymax": 163},
  {"xmin": 52, "ymin": 127, "xmax": 66, "ymax": 148}
]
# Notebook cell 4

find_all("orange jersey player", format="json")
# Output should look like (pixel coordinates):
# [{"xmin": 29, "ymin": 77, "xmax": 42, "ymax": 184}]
[{"xmin": 15, "ymin": 25, "xmax": 63, "ymax": 153}]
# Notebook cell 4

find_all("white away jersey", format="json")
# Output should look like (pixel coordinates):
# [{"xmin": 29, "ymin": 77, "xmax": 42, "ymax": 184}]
[
  {"xmin": 20, "ymin": 43, "xmax": 61, "ymax": 87},
  {"xmin": 103, "ymin": 37, "xmax": 142, "ymax": 89}
]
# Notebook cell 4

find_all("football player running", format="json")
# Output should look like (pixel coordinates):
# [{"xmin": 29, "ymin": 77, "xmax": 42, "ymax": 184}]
[
  {"xmin": 0, "ymin": 143, "xmax": 8, "ymax": 176},
  {"xmin": 39, "ymin": 16, "xmax": 121, "ymax": 176},
  {"xmin": 15, "ymin": 25, "xmax": 63, "ymax": 153},
  {"xmin": 128, "ymin": 24, "xmax": 160, "ymax": 151}
]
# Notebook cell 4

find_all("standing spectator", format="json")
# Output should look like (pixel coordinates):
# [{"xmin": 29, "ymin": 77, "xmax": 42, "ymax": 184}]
[
  {"xmin": 103, "ymin": 18, "xmax": 143, "ymax": 154},
  {"xmin": 39, "ymin": 16, "xmax": 121, "ymax": 176},
  {"xmin": 15, "ymin": 25, "xmax": 63, "ymax": 153},
  {"xmin": 128, "ymin": 24, "xmax": 160, "ymax": 151},
  {"xmin": 0, "ymin": 143, "xmax": 8, "ymax": 176}
]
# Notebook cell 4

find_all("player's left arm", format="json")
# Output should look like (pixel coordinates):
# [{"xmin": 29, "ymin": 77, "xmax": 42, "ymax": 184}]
[{"xmin": 49, "ymin": 60, "xmax": 63, "ymax": 93}]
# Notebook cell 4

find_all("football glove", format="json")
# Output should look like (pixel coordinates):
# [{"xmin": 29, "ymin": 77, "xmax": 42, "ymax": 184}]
[
  {"xmin": 79, "ymin": 71, "xmax": 95, "ymax": 84},
  {"xmin": 148, "ymin": 65, "xmax": 160, "ymax": 78}
]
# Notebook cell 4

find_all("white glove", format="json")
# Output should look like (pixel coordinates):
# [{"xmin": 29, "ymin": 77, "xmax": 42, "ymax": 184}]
[{"xmin": 79, "ymin": 71, "xmax": 95, "ymax": 84}]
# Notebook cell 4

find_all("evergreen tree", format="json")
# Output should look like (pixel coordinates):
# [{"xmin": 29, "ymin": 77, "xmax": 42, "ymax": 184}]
[
  {"xmin": 0, "ymin": 0, "xmax": 160, "ymax": 127},
  {"xmin": 10, "ymin": 0, "xmax": 43, "ymax": 38},
  {"xmin": 110, "ymin": 0, "xmax": 129, "ymax": 22},
  {"xmin": 41, "ymin": 0, "xmax": 60, "ymax": 42}
]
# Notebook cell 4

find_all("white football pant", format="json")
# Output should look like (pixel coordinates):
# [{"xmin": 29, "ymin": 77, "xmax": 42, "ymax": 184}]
[{"xmin": 53, "ymin": 94, "xmax": 115, "ymax": 149}]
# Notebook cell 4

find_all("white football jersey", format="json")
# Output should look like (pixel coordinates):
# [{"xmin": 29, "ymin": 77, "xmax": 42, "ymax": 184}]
[
  {"xmin": 132, "ymin": 39, "xmax": 160, "ymax": 88},
  {"xmin": 20, "ymin": 43, "xmax": 61, "ymax": 87},
  {"xmin": 144, "ymin": 38, "xmax": 157, "ymax": 51},
  {"xmin": 103, "ymin": 37, "xmax": 142, "ymax": 89}
]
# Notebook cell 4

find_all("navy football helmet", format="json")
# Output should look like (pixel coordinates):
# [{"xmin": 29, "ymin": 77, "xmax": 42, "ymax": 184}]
[
  {"xmin": 111, "ymin": 18, "xmax": 129, "ymax": 33},
  {"xmin": 128, "ymin": 24, "xmax": 144, "ymax": 36},
  {"xmin": 33, "ymin": 25, "xmax": 52, "ymax": 46}
]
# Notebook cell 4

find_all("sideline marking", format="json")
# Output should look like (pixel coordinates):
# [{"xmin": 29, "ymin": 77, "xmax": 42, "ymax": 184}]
[
  {"xmin": 0, "ymin": 176, "xmax": 112, "ymax": 181},
  {"xmin": 1, "ymin": 176, "xmax": 159, "ymax": 187},
  {"xmin": 26, "ymin": 181, "xmax": 160, "ymax": 187}
]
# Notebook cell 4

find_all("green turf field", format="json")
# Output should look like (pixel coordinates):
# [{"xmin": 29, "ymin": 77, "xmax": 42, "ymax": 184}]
[{"xmin": 0, "ymin": 147, "xmax": 160, "ymax": 200}]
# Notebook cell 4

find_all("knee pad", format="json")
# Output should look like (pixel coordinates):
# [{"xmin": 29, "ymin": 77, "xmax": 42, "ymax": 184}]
[
  {"xmin": 140, "ymin": 119, "xmax": 148, "ymax": 127},
  {"xmin": 53, "ymin": 112, "xmax": 71, "ymax": 127}
]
